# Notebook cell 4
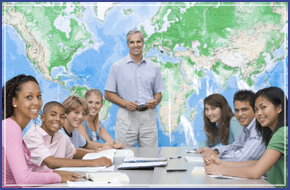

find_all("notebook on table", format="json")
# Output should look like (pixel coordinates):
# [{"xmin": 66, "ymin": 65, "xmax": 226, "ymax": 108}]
[{"xmin": 117, "ymin": 161, "xmax": 168, "ymax": 170}]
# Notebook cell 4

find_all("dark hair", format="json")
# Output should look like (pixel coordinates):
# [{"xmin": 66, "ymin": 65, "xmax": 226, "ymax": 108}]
[
  {"xmin": 203, "ymin": 94, "xmax": 234, "ymax": 146},
  {"xmin": 233, "ymin": 89, "xmax": 255, "ymax": 106},
  {"xmin": 252, "ymin": 87, "xmax": 288, "ymax": 146},
  {"xmin": 43, "ymin": 101, "xmax": 64, "ymax": 115},
  {"xmin": 2, "ymin": 74, "xmax": 39, "ymax": 120}
]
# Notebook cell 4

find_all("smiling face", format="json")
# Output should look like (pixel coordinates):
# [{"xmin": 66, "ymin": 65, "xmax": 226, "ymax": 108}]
[
  {"xmin": 204, "ymin": 104, "xmax": 222, "ymax": 124},
  {"xmin": 13, "ymin": 81, "xmax": 43, "ymax": 122},
  {"xmin": 234, "ymin": 100, "xmax": 255, "ymax": 127},
  {"xmin": 127, "ymin": 32, "xmax": 144, "ymax": 57},
  {"xmin": 65, "ymin": 106, "xmax": 87, "ymax": 128},
  {"xmin": 86, "ymin": 94, "xmax": 103, "ymax": 116},
  {"xmin": 41, "ymin": 105, "xmax": 65, "ymax": 136},
  {"xmin": 254, "ymin": 96, "xmax": 282, "ymax": 131}
]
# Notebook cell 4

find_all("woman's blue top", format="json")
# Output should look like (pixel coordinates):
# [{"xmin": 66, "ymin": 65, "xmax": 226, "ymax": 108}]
[
  {"xmin": 82, "ymin": 119, "xmax": 104, "ymax": 142},
  {"xmin": 199, "ymin": 117, "xmax": 243, "ymax": 149}
]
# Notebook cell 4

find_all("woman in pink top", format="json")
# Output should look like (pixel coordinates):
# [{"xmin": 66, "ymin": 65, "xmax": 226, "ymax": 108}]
[{"xmin": 2, "ymin": 74, "xmax": 81, "ymax": 187}]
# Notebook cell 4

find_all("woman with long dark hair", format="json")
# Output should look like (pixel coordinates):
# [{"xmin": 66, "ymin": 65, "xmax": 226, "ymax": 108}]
[
  {"xmin": 2, "ymin": 74, "xmax": 80, "ymax": 187},
  {"xmin": 196, "ymin": 93, "xmax": 242, "ymax": 153},
  {"xmin": 205, "ymin": 87, "xmax": 288, "ymax": 188}
]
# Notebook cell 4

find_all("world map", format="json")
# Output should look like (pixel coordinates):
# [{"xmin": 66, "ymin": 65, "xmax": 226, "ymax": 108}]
[{"xmin": 2, "ymin": 2, "xmax": 288, "ymax": 147}]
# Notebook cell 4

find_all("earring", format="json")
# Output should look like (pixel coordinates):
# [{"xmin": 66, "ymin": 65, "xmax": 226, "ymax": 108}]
[{"xmin": 14, "ymin": 105, "xmax": 17, "ymax": 107}]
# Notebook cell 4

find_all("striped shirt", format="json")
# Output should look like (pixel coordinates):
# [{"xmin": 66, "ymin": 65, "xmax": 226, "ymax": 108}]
[{"xmin": 215, "ymin": 118, "xmax": 266, "ymax": 162}]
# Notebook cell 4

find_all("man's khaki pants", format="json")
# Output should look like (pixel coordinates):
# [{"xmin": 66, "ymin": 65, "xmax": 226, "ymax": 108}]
[{"xmin": 115, "ymin": 107, "xmax": 158, "ymax": 148}]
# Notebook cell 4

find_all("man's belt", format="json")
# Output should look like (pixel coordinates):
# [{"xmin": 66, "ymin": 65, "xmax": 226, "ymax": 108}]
[{"xmin": 136, "ymin": 107, "xmax": 148, "ymax": 112}]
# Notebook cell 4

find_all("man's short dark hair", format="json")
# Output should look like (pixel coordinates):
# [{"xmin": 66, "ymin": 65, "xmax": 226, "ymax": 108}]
[
  {"xmin": 43, "ymin": 101, "xmax": 64, "ymax": 114},
  {"xmin": 233, "ymin": 89, "xmax": 255, "ymax": 105}
]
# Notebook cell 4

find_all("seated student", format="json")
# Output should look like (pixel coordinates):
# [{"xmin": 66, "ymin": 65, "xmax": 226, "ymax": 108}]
[
  {"xmin": 205, "ymin": 87, "xmax": 288, "ymax": 188},
  {"xmin": 58, "ymin": 96, "xmax": 101, "ymax": 151},
  {"xmin": 2, "ymin": 74, "xmax": 80, "ymax": 187},
  {"xmin": 196, "ymin": 93, "xmax": 243, "ymax": 152},
  {"xmin": 202, "ymin": 90, "xmax": 266, "ymax": 162},
  {"xmin": 77, "ymin": 89, "xmax": 125, "ymax": 150},
  {"xmin": 23, "ymin": 101, "xmax": 112, "ymax": 170}
]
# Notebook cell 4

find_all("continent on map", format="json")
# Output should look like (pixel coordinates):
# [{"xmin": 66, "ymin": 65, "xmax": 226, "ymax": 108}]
[
  {"xmin": 2, "ymin": 2, "xmax": 288, "ymax": 146},
  {"xmin": 142, "ymin": 2, "xmax": 288, "ymax": 133}
]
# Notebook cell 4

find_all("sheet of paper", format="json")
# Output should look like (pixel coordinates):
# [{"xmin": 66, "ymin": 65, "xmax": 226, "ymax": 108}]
[
  {"xmin": 55, "ymin": 166, "xmax": 114, "ymax": 172},
  {"xmin": 87, "ymin": 172, "xmax": 129, "ymax": 183},
  {"xmin": 207, "ymin": 174, "xmax": 244, "ymax": 179},
  {"xmin": 184, "ymin": 156, "xmax": 204, "ymax": 162},
  {"xmin": 67, "ymin": 179, "xmax": 124, "ymax": 187},
  {"xmin": 114, "ymin": 149, "xmax": 135, "ymax": 158},
  {"xmin": 82, "ymin": 149, "xmax": 116, "ymax": 162},
  {"xmin": 191, "ymin": 167, "xmax": 206, "ymax": 175}
]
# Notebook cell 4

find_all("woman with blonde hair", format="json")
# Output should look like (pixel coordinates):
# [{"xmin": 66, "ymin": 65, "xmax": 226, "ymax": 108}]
[
  {"xmin": 77, "ymin": 89, "xmax": 125, "ymax": 150},
  {"xmin": 196, "ymin": 93, "xmax": 242, "ymax": 153}
]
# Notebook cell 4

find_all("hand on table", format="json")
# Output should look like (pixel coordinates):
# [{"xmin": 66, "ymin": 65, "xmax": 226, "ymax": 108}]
[
  {"xmin": 53, "ymin": 170, "xmax": 82, "ymax": 182},
  {"xmin": 204, "ymin": 162, "xmax": 223, "ymax": 175},
  {"xmin": 195, "ymin": 147, "xmax": 211, "ymax": 154},
  {"xmin": 100, "ymin": 142, "xmax": 114, "ymax": 151},
  {"xmin": 202, "ymin": 149, "xmax": 218, "ymax": 160},
  {"xmin": 113, "ymin": 142, "xmax": 125, "ymax": 149},
  {"xmin": 204, "ymin": 156, "xmax": 223, "ymax": 166},
  {"xmin": 91, "ymin": 156, "xmax": 112, "ymax": 167}
]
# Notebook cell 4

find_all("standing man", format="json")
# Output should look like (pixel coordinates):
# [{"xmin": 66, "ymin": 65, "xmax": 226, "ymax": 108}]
[
  {"xmin": 202, "ymin": 90, "xmax": 266, "ymax": 162},
  {"xmin": 104, "ymin": 30, "xmax": 166, "ymax": 148}
]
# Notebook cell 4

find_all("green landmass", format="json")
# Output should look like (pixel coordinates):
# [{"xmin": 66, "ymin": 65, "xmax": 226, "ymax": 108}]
[
  {"xmin": 4, "ymin": 2, "xmax": 91, "ymax": 75},
  {"xmin": 123, "ymin": 8, "xmax": 133, "ymax": 15}
]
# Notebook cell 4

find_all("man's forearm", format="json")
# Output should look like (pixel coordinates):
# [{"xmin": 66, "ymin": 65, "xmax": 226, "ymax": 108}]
[
  {"xmin": 153, "ymin": 93, "xmax": 162, "ymax": 105},
  {"xmin": 105, "ymin": 91, "xmax": 126, "ymax": 107}
]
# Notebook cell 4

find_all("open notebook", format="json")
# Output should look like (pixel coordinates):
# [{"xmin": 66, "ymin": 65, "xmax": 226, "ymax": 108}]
[
  {"xmin": 82, "ymin": 149, "xmax": 116, "ymax": 163},
  {"xmin": 86, "ymin": 172, "xmax": 130, "ymax": 184}
]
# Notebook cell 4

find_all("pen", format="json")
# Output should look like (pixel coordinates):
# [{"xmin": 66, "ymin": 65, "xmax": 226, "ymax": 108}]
[
  {"xmin": 205, "ymin": 155, "xmax": 214, "ymax": 163},
  {"xmin": 169, "ymin": 156, "xmax": 181, "ymax": 159},
  {"xmin": 186, "ymin": 149, "xmax": 196, "ymax": 153},
  {"xmin": 83, "ymin": 176, "xmax": 93, "ymax": 182}
]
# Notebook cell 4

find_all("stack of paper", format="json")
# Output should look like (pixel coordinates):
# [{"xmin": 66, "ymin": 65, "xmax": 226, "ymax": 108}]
[
  {"xmin": 82, "ymin": 149, "xmax": 116, "ymax": 163},
  {"xmin": 86, "ymin": 172, "xmax": 130, "ymax": 184},
  {"xmin": 114, "ymin": 149, "xmax": 134, "ymax": 158},
  {"xmin": 185, "ymin": 156, "xmax": 204, "ymax": 162},
  {"xmin": 123, "ymin": 157, "xmax": 168, "ymax": 163},
  {"xmin": 191, "ymin": 167, "xmax": 206, "ymax": 175},
  {"xmin": 55, "ymin": 166, "xmax": 114, "ymax": 172}
]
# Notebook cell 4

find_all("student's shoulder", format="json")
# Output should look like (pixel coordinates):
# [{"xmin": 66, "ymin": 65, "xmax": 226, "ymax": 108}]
[
  {"xmin": 2, "ymin": 118, "xmax": 23, "ymax": 137},
  {"xmin": 54, "ymin": 131, "xmax": 72, "ymax": 142},
  {"xmin": 230, "ymin": 117, "xmax": 242, "ymax": 128},
  {"xmin": 23, "ymin": 124, "xmax": 43, "ymax": 138},
  {"xmin": 274, "ymin": 126, "xmax": 288, "ymax": 138}
]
